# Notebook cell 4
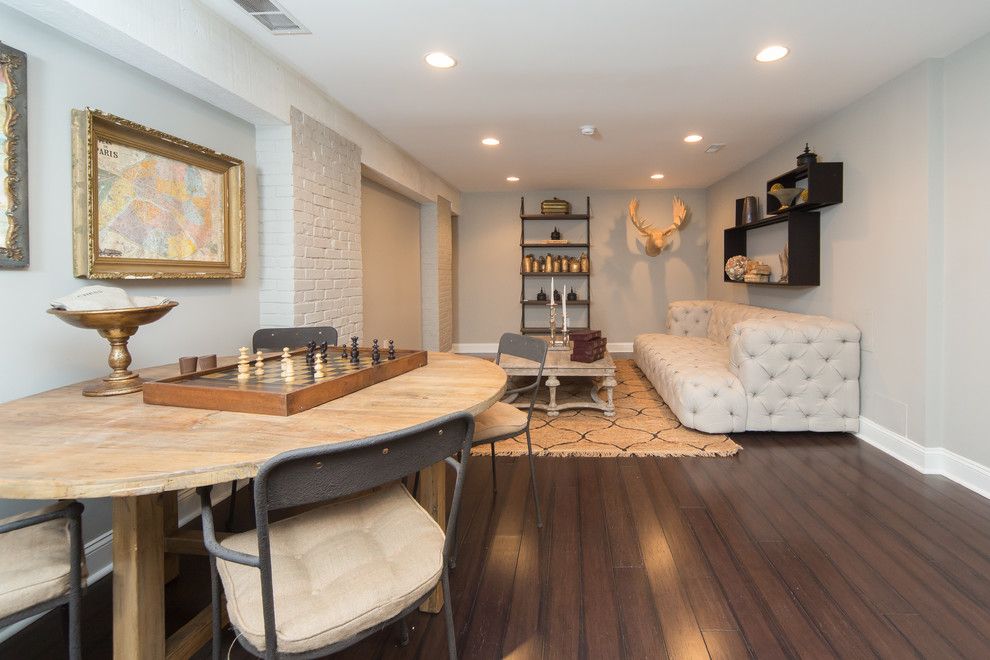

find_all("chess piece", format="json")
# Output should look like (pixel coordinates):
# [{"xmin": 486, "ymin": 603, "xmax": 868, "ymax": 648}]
[
  {"xmin": 372, "ymin": 339, "xmax": 381, "ymax": 365},
  {"xmin": 280, "ymin": 347, "xmax": 292, "ymax": 378},
  {"xmin": 319, "ymin": 341, "xmax": 328, "ymax": 362},
  {"xmin": 254, "ymin": 350, "xmax": 265, "ymax": 376},
  {"xmin": 314, "ymin": 353, "xmax": 325, "ymax": 378},
  {"xmin": 388, "ymin": 339, "xmax": 396, "ymax": 360},
  {"xmin": 341, "ymin": 344, "xmax": 349, "ymax": 360},
  {"xmin": 236, "ymin": 347, "xmax": 251, "ymax": 381},
  {"xmin": 350, "ymin": 336, "xmax": 360, "ymax": 365},
  {"xmin": 306, "ymin": 341, "xmax": 316, "ymax": 365}
]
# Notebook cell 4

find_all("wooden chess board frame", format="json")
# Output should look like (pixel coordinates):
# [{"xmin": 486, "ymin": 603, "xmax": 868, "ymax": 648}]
[{"xmin": 143, "ymin": 347, "xmax": 428, "ymax": 416}]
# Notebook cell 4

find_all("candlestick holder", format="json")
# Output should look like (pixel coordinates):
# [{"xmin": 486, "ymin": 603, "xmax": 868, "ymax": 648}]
[{"xmin": 546, "ymin": 303, "xmax": 570, "ymax": 351}]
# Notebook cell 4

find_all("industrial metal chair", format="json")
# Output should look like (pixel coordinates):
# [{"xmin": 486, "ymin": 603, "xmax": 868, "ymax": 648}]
[
  {"xmin": 0, "ymin": 500, "xmax": 85, "ymax": 660},
  {"xmin": 472, "ymin": 333, "xmax": 547, "ymax": 527},
  {"xmin": 198, "ymin": 412, "xmax": 475, "ymax": 660},
  {"xmin": 225, "ymin": 325, "xmax": 340, "ymax": 530}
]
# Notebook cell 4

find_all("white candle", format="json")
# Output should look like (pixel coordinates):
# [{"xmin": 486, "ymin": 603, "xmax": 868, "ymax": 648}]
[
  {"xmin": 550, "ymin": 277, "xmax": 555, "ymax": 305},
  {"xmin": 562, "ymin": 285, "xmax": 568, "ymax": 331}
]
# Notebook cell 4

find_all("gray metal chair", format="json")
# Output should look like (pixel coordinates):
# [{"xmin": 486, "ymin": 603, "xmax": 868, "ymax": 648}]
[
  {"xmin": 198, "ymin": 412, "xmax": 475, "ymax": 660},
  {"xmin": 0, "ymin": 500, "xmax": 85, "ymax": 660},
  {"xmin": 471, "ymin": 333, "xmax": 548, "ymax": 528},
  {"xmin": 225, "ymin": 325, "xmax": 340, "ymax": 530}
]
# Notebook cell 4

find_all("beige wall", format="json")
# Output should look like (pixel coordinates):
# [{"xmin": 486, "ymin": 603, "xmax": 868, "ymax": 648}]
[
  {"xmin": 361, "ymin": 179, "xmax": 422, "ymax": 348},
  {"xmin": 705, "ymin": 62, "xmax": 939, "ymax": 444},
  {"xmin": 454, "ymin": 190, "xmax": 708, "ymax": 346}
]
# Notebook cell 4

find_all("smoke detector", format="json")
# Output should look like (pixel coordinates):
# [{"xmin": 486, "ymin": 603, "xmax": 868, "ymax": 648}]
[
  {"xmin": 579, "ymin": 125, "xmax": 597, "ymax": 136},
  {"xmin": 233, "ymin": 0, "xmax": 310, "ymax": 35}
]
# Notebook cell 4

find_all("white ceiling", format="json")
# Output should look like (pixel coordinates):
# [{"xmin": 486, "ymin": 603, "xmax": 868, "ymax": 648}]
[{"xmin": 202, "ymin": 0, "xmax": 990, "ymax": 192}]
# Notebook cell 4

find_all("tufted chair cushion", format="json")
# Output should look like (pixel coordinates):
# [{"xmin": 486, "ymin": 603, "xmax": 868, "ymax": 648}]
[
  {"xmin": 666, "ymin": 300, "xmax": 714, "ymax": 338},
  {"xmin": 633, "ymin": 334, "xmax": 747, "ymax": 433},
  {"xmin": 729, "ymin": 317, "xmax": 861, "ymax": 432}
]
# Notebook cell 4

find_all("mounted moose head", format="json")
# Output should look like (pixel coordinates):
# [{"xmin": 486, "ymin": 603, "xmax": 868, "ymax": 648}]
[{"xmin": 628, "ymin": 196, "xmax": 689, "ymax": 256}]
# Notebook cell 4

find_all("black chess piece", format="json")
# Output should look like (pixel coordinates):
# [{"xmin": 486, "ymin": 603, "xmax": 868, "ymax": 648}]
[
  {"xmin": 372, "ymin": 339, "xmax": 381, "ymax": 365},
  {"xmin": 341, "ymin": 344, "xmax": 349, "ymax": 360},
  {"xmin": 306, "ymin": 341, "xmax": 316, "ymax": 365},
  {"xmin": 319, "ymin": 341, "xmax": 328, "ymax": 362},
  {"xmin": 387, "ymin": 339, "xmax": 396, "ymax": 360},
  {"xmin": 350, "ymin": 336, "xmax": 360, "ymax": 364}
]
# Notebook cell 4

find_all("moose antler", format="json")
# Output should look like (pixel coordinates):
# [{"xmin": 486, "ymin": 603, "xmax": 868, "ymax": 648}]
[{"xmin": 628, "ymin": 196, "xmax": 688, "ymax": 256}]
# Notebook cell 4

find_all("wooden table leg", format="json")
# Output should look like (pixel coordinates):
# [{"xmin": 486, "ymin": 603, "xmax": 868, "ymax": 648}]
[
  {"xmin": 163, "ymin": 491, "xmax": 180, "ymax": 583},
  {"xmin": 416, "ymin": 462, "xmax": 446, "ymax": 613},
  {"xmin": 113, "ymin": 494, "xmax": 166, "ymax": 660}
]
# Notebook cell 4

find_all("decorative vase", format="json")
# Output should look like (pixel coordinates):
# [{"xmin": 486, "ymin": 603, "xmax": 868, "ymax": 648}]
[
  {"xmin": 580, "ymin": 252, "xmax": 589, "ymax": 273},
  {"xmin": 544, "ymin": 253, "xmax": 553, "ymax": 272},
  {"xmin": 536, "ymin": 288, "xmax": 547, "ymax": 302},
  {"xmin": 741, "ymin": 196, "xmax": 759, "ymax": 224},
  {"xmin": 797, "ymin": 143, "xmax": 818, "ymax": 167},
  {"xmin": 552, "ymin": 257, "xmax": 561, "ymax": 273},
  {"xmin": 550, "ymin": 226, "xmax": 561, "ymax": 240},
  {"xmin": 569, "ymin": 258, "xmax": 581, "ymax": 273},
  {"xmin": 567, "ymin": 290, "xmax": 578, "ymax": 302},
  {"xmin": 523, "ymin": 254, "xmax": 534, "ymax": 272}
]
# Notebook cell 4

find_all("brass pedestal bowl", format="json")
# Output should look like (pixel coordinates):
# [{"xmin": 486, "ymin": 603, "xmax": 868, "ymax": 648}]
[{"xmin": 48, "ymin": 301, "xmax": 178, "ymax": 396}]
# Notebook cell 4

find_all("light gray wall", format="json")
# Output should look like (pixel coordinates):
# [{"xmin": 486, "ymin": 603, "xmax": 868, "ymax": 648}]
[
  {"xmin": 943, "ymin": 34, "xmax": 990, "ymax": 467},
  {"xmin": 455, "ymin": 190, "xmax": 707, "ymax": 345},
  {"xmin": 361, "ymin": 178, "xmax": 422, "ymax": 348},
  {"xmin": 0, "ymin": 5, "xmax": 259, "ymax": 545},
  {"xmin": 705, "ymin": 62, "xmax": 938, "ymax": 445}
]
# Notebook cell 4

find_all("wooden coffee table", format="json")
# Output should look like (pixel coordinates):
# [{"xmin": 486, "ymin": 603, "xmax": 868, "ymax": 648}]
[{"xmin": 500, "ymin": 349, "xmax": 617, "ymax": 417}]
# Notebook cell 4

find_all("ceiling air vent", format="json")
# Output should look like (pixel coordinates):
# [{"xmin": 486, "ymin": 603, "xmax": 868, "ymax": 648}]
[
  {"xmin": 232, "ymin": 0, "xmax": 310, "ymax": 35},
  {"xmin": 705, "ymin": 143, "xmax": 726, "ymax": 154}
]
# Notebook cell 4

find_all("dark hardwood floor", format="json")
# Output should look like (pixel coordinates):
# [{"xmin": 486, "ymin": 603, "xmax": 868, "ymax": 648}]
[{"xmin": 5, "ymin": 432, "xmax": 990, "ymax": 659}]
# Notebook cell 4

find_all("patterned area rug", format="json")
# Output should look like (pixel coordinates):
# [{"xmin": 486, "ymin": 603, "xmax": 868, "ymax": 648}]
[{"xmin": 475, "ymin": 359, "xmax": 740, "ymax": 458}]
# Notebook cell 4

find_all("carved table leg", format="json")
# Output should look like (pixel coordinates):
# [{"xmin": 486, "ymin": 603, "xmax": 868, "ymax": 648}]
[
  {"xmin": 545, "ymin": 375, "xmax": 561, "ymax": 417},
  {"xmin": 602, "ymin": 374, "xmax": 617, "ymax": 417}
]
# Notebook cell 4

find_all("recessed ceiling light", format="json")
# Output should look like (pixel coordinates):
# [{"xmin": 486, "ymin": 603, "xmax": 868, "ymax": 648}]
[
  {"xmin": 756, "ymin": 45, "xmax": 789, "ymax": 63},
  {"xmin": 481, "ymin": 137, "xmax": 500, "ymax": 146},
  {"xmin": 506, "ymin": 176, "xmax": 520, "ymax": 182},
  {"xmin": 684, "ymin": 134, "xmax": 703, "ymax": 143},
  {"xmin": 424, "ymin": 52, "xmax": 457, "ymax": 69},
  {"xmin": 650, "ymin": 173, "xmax": 665, "ymax": 180}
]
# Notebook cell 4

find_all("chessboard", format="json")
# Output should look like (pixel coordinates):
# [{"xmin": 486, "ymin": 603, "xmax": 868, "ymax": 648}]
[{"xmin": 143, "ymin": 343, "xmax": 428, "ymax": 416}]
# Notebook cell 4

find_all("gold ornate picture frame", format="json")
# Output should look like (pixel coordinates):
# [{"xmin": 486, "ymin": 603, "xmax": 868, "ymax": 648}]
[
  {"xmin": 71, "ymin": 108, "xmax": 245, "ymax": 279},
  {"xmin": 0, "ymin": 42, "xmax": 28, "ymax": 269}
]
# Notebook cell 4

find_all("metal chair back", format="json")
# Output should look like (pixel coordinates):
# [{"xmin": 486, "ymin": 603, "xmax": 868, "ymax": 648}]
[
  {"xmin": 199, "ymin": 412, "xmax": 474, "ymax": 659},
  {"xmin": 252, "ymin": 326, "xmax": 338, "ymax": 352},
  {"xmin": 495, "ymin": 333, "xmax": 548, "ymax": 424}
]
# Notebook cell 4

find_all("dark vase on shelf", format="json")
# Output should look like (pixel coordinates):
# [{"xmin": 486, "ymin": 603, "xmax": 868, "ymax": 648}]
[
  {"xmin": 536, "ymin": 288, "xmax": 547, "ymax": 302},
  {"xmin": 741, "ymin": 196, "xmax": 759, "ymax": 224},
  {"xmin": 553, "ymin": 289, "xmax": 562, "ymax": 303},
  {"xmin": 550, "ymin": 226, "xmax": 561, "ymax": 240},
  {"xmin": 567, "ymin": 290, "xmax": 578, "ymax": 302},
  {"xmin": 797, "ymin": 143, "xmax": 818, "ymax": 167}
]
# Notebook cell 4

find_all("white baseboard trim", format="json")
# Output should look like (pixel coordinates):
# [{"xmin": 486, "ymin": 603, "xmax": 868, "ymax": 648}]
[
  {"xmin": 453, "ymin": 341, "xmax": 634, "ymax": 354},
  {"xmin": 856, "ymin": 417, "xmax": 990, "ymax": 500},
  {"xmin": 0, "ymin": 481, "xmax": 245, "ymax": 645}
]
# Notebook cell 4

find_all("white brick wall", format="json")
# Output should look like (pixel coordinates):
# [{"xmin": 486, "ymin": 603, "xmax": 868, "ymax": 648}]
[
  {"xmin": 256, "ymin": 124, "xmax": 294, "ymax": 327},
  {"xmin": 290, "ymin": 108, "xmax": 363, "ymax": 337},
  {"xmin": 421, "ymin": 198, "xmax": 453, "ymax": 351},
  {"xmin": 258, "ymin": 109, "xmax": 363, "ymax": 338}
]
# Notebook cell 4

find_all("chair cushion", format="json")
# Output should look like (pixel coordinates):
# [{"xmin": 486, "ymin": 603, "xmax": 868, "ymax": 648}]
[
  {"xmin": 474, "ymin": 401, "xmax": 528, "ymax": 441},
  {"xmin": 0, "ymin": 504, "xmax": 85, "ymax": 620},
  {"xmin": 217, "ymin": 483, "xmax": 444, "ymax": 655}
]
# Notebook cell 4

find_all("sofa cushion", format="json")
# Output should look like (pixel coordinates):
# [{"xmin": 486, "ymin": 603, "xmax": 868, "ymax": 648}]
[
  {"xmin": 707, "ymin": 301, "xmax": 780, "ymax": 345},
  {"xmin": 633, "ymin": 334, "xmax": 747, "ymax": 433}
]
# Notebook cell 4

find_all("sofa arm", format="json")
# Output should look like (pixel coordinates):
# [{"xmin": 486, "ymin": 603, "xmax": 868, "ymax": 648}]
[
  {"xmin": 667, "ymin": 300, "xmax": 714, "ymax": 337},
  {"xmin": 729, "ymin": 318, "xmax": 861, "ymax": 431}
]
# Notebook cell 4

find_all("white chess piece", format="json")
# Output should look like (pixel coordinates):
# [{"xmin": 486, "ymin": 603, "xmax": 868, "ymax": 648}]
[
  {"xmin": 255, "ymin": 350, "xmax": 265, "ymax": 376},
  {"xmin": 237, "ymin": 346, "xmax": 251, "ymax": 381}
]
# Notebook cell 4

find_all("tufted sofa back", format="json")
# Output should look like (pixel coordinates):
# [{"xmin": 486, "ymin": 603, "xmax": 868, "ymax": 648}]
[{"xmin": 665, "ymin": 299, "xmax": 861, "ymax": 432}]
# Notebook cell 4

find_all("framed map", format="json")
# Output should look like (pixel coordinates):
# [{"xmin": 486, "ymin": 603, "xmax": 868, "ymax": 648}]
[
  {"xmin": 1, "ymin": 42, "xmax": 28, "ymax": 269},
  {"xmin": 71, "ymin": 108, "xmax": 245, "ymax": 279}
]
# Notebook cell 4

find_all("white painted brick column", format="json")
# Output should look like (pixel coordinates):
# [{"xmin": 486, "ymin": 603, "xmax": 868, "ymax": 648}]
[
  {"xmin": 256, "ymin": 125, "xmax": 295, "ymax": 327},
  {"xmin": 290, "ymin": 108, "xmax": 363, "ymax": 338},
  {"xmin": 257, "ymin": 109, "xmax": 363, "ymax": 336},
  {"xmin": 421, "ymin": 197, "xmax": 453, "ymax": 351}
]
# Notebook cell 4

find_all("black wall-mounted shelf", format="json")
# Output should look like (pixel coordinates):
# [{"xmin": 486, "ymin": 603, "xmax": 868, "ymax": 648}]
[
  {"xmin": 520, "ymin": 197, "xmax": 591, "ymax": 332},
  {"xmin": 725, "ymin": 160, "xmax": 842, "ymax": 287}
]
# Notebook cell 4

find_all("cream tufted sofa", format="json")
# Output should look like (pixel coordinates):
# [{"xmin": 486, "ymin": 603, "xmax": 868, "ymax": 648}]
[{"xmin": 633, "ymin": 300, "xmax": 861, "ymax": 434}]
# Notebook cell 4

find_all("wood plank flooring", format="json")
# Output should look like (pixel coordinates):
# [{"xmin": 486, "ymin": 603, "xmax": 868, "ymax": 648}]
[{"xmin": 5, "ymin": 432, "xmax": 990, "ymax": 658}]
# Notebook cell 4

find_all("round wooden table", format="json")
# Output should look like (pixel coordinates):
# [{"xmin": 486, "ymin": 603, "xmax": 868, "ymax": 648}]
[{"xmin": 0, "ymin": 352, "xmax": 506, "ymax": 659}]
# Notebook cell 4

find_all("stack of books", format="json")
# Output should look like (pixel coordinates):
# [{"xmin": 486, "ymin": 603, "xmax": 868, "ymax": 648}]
[{"xmin": 570, "ymin": 330, "xmax": 606, "ymax": 363}]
